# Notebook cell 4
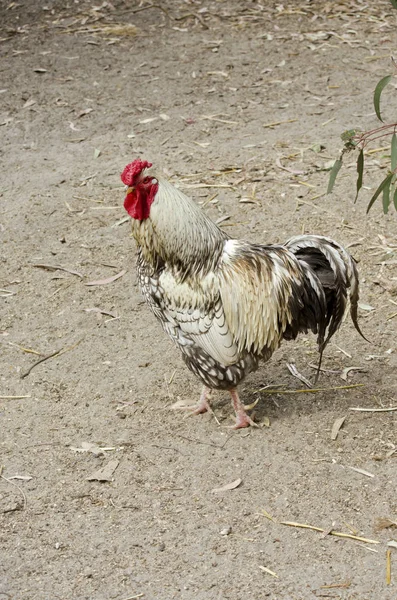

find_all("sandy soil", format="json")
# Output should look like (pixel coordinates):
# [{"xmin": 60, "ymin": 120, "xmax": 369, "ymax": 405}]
[{"xmin": 1, "ymin": 1, "xmax": 397, "ymax": 598}]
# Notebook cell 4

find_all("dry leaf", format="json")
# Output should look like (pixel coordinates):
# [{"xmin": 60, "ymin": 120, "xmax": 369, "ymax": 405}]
[
  {"xmin": 77, "ymin": 108, "xmax": 93, "ymax": 118},
  {"xmin": 170, "ymin": 399, "xmax": 191, "ymax": 409},
  {"xmin": 23, "ymin": 98, "xmax": 36, "ymax": 108},
  {"xmin": 374, "ymin": 517, "xmax": 397, "ymax": 532},
  {"xmin": 70, "ymin": 442, "xmax": 115, "ymax": 456},
  {"xmin": 8, "ymin": 475, "xmax": 33, "ymax": 481},
  {"xmin": 243, "ymin": 398, "xmax": 259, "ymax": 411},
  {"xmin": 87, "ymin": 459, "xmax": 119, "ymax": 482},
  {"xmin": 139, "ymin": 117, "xmax": 158, "ymax": 124},
  {"xmin": 85, "ymin": 270, "xmax": 126, "ymax": 286},
  {"xmin": 32, "ymin": 263, "xmax": 83, "ymax": 278},
  {"xmin": 340, "ymin": 366, "xmax": 367, "ymax": 381},
  {"xmin": 358, "ymin": 302, "xmax": 375, "ymax": 312},
  {"xmin": 212, "ymin": 478, "xmax": 242, "ymax": 493},
  {"xmin": 331, "ymin": 416, "xmax": 346, "ymax": 440}
]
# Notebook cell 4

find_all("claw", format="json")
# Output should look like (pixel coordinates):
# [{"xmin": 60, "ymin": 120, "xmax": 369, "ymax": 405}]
[{"xmin": 231, "ymin": 410, "xmax": 258, "ymax": 429}]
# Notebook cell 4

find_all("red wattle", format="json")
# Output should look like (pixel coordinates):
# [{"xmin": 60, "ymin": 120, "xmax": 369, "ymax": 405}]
[
  {"xmin": 124, "ymin": 185, "xmax": 157, "ymax": 221},
  {"xmin": 124, "ymin": 191, "xmax": 137, "ymax": 218}
]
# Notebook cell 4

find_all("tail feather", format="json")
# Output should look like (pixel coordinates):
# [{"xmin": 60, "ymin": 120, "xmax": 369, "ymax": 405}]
[{"xmin": 285, "ymin": 235, "xmax": 369, "ymax": 355}]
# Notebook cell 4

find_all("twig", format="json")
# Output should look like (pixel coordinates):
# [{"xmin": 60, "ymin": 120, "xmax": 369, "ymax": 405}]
[
  {"xmin": 177, "ymin": 433, "xmax": 232, "ymax": 449},
  {"xmin": 0, "ymin": 472, "xmax": 27, "ymax": 510},
  {"xmin": 0, "ymin": 395, "xmax": 31, "ymax": 400},
  {"xmin": 175, "ymin": 12, "xmax": 209, "ymax": 28},
  {"xmin": 131, "ymin": 3, "xmax": 171, "ymax": 18},
  {"xmin": 20, "ymin": 339, "xmax": 83, "ymax": 379},
  {"xmin": 151, "ymin": 444, "xmax": 186, "ymax": 456},
  {"xmin": 349, "ymin": 406, "xmax": 397, "ymax": 412},
  {"xmin": 286, "ymin": 363, "xmax": 312, "ymax": 388}
]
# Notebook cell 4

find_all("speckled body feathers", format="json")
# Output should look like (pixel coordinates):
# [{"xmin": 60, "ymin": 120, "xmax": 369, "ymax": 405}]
[{"xmin": 128, "ymin": 167, "xmax": 363, "ymax": 392}]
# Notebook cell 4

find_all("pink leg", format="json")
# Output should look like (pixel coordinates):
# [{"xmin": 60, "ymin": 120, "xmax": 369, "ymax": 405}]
[
  {"xmin": 172, "ymin": 386, "xmax": 212, "ymax": 415},
  {"xmin": 230, "ymin": 388, "xmax": 257, "ymax": 429},
  {"xmin": 192, "ymin": 385, "xmax": 212, "ymax": 415}
]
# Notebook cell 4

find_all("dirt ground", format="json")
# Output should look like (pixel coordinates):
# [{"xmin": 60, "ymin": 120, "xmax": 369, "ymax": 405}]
[{"xmin": 1, "ymin": 1, "xmax": 397, "ymax": 598}]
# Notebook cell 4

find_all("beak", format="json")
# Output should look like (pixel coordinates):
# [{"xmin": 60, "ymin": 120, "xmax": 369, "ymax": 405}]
[{"xmin": 126, "ymin": 186, "xmax": 134, "ymax": 194}]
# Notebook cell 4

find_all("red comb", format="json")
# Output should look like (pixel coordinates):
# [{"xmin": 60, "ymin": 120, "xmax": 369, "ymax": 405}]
[{"xmin": 121, "ymin": 159, "xmax": 152, "ymax": 186}]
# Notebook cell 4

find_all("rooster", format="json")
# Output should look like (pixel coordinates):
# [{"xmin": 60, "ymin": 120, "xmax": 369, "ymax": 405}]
[{"xmin": 121, "ymin": 158, "xmax": 365, "ymax": 428}]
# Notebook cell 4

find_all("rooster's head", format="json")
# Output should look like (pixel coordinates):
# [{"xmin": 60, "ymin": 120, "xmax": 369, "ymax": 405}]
[{"xmin": 121, "ymin": 158, "xmax": 159, "ymax": 220}]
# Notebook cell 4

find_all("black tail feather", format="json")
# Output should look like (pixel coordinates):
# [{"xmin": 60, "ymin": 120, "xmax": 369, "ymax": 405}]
[{"xmin": 284, "ymin": 235, "xmax": 369, "ymax": 374}]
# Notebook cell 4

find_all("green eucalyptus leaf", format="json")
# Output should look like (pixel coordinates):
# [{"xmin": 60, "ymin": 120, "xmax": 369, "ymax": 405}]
[
  {"xmin": 391, "ymin": 133, "xmax": 397, "ymax": 171},
  {"xmin": 366, "ymin": 173, "xmax": 394, "ymax": 213},
  {"xmin": 327, "ymin": 158, "xmax": 342, "ymax": 194},
  {"xmin": 374, "ymin": 75, "xmax": 392, "ymax": 122},
  {"xmin": 383, "ymin": 179, "xmax": 391, "ymax": 213},
  {"xmin": 393, "ymin": 186, "xmax": 397, "ymax": 211},
  {"xmin": 355, "ymin": 149, "xmax": 364, "ymax": 202}
]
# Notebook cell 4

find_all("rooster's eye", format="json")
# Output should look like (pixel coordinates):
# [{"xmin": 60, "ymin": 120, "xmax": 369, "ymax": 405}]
[{"xmin": 142, "ymin": 176, "xmax": 151, "ymax": 184}]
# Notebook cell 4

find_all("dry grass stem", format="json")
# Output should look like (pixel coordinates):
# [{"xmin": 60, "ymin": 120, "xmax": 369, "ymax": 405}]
[
  {"xmin": 263, "ymin": 119, "xmax": 297, "ymax": 129},
  {"xmin": 259, "ymin": 565, "xmax": 279, "ymax": 578},
  {"xmin": 347, "ymin": 466, "xmax": 375, "ymax": 478},
  {"xmin": 0, "ymin": 474, "xmax": 27, "ymax": 510},
  {"xmin": 261, "ymin": 508, "xmax": 277, "ymax": 523},
  {"xmin": 257, "ymin": 384, "xmax": 364, "ymax": 394},
  {"xmin": 8, "ymin": 342, "xmax": 42, "ymax": 356},
  {"xmin": 279, "ymin": 521, "xmax": 379, "ymax": 545},
  {"xmin": 320, "ymin": 581, "xmax": 351, "ymax": 589},
  {"xmin": 280, "ymin": 521, "xmax": 324, "ymax": 533},
  {"xmin": 386, "ymin": 549, "xmax": 392, "ymax": 585}
]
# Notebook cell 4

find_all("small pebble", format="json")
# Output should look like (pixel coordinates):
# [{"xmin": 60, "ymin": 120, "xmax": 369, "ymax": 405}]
[{"xmin": 220, "ymin": 526, "xmax": 232, "ymax": 536}]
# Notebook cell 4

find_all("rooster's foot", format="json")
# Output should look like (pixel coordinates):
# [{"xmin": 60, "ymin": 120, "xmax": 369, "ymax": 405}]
[
  {"xmin": 172, "ymin": 386, "xmax": 212, "ymax": 415},
  {"xmin": 229, "ymin": 388, "xmax": 258, "ymax": 429},
  {"xmin": 231, "ymin": 410, "xmax": 258, "ymax": 429},
  {"xmin": 192, "ymin": 386, "xmax": 212, "ymax": 414}
]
